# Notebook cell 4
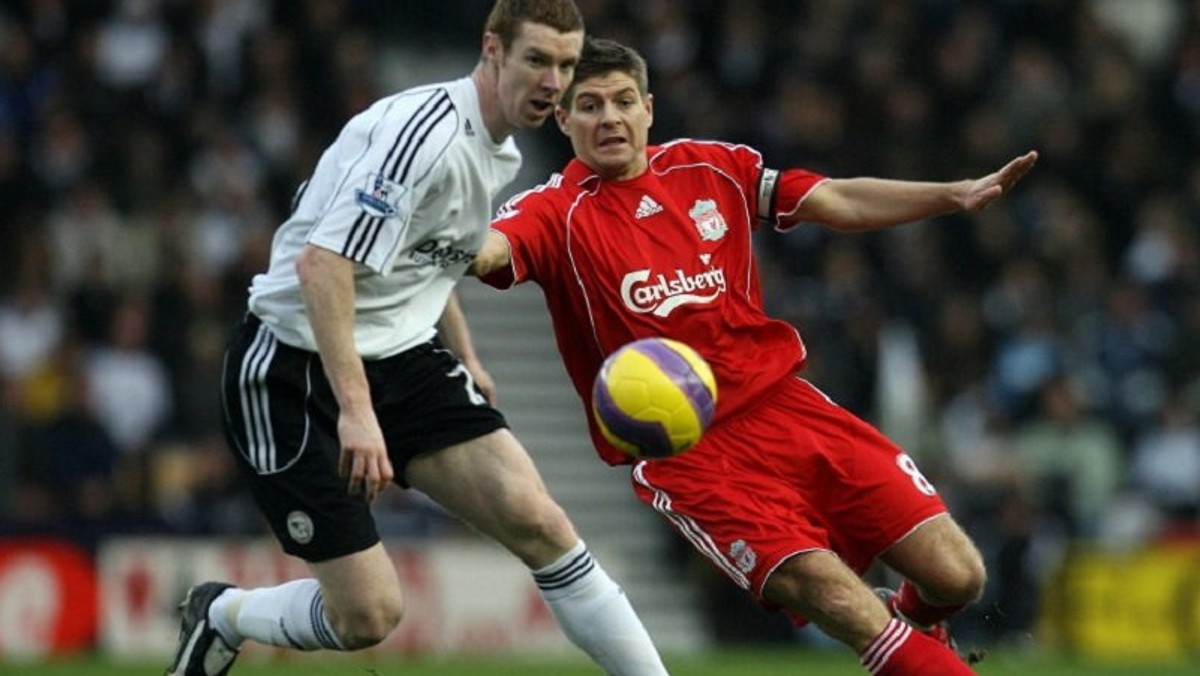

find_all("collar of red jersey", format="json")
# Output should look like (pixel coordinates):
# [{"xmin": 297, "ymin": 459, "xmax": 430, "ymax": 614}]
[{"xmin": 563, "ymin": 146, "xmax": 663, "ymax": 185}]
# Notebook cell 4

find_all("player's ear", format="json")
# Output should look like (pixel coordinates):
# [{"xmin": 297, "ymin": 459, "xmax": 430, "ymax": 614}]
[
  {"xmin": 645, "ymin": 93, "xmax": 654, "ymax": 128},
  {"xmin": 481, "ymin": 31, "xmax": 502, "ymax": 65},
  {"xmin": 556, "ymin": 105, "xmax": 570, "ymax": 135}
]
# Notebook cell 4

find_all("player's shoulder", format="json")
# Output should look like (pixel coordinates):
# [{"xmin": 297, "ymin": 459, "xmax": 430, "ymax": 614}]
[
  {"xmin": 352, "ymin": 78, "xmax": 465, "ymax": 131},
  {"xmin": 341, "ymin": 79, "xmax": 470, "ymax": 172},
  {"xmin": 651, "ymin": 138, "xmax": 764, "ymax": 168},
  {"xmin": 496, "ymin": 171, "xmax": 574, "ymax": 217}
]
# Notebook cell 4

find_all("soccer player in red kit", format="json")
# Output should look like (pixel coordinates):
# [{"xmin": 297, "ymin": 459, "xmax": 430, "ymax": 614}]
[{"xmin": 471, "ymin": 37, "xmax": 1037, "ymax": 675}]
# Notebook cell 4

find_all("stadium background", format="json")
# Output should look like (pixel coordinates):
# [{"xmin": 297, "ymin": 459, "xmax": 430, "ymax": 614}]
[{"xmin": 0, "ymin": 0, "xmax": 1198, "ymax": 672}]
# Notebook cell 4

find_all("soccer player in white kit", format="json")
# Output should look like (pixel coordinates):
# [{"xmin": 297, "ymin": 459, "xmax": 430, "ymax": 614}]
[{"xmin": 166, "ymin": 3, "xmax": 668, "ymax": 675}]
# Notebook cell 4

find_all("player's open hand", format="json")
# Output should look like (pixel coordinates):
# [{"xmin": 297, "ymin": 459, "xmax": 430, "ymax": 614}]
[
  {"xmin": 962, "ymin": 150, "xmax": 1038, "ymax": 212},
  {"xmin": 337, "ymin": 410, "xmax": 394, "ymax": 502}
]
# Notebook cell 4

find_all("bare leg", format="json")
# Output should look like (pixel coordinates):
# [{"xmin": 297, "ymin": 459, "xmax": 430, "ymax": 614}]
[
  {"xmin": 760, "ymin": 549, "xmax": 979, "ymax": 674},
  {"xmin": 880, "ymin": 514, "xmax": 986, "ymax": 613},
  {"xmin": 407, "ymin": 429, "xmax": 668, "ymax": 676},
  {"xmin": 212, "ymin": 543, "xmax": 403, "ymax": 652},
  {"xmin": 308, "ymin": 543, "xmax": 405, "ymax": 648},
  {"xmin": 762, "ymin": 550, "xmax": 892, "ymax": 651}
]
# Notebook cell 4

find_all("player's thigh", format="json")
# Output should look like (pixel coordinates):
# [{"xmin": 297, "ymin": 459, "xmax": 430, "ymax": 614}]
[
  {"xmin": 801, "ymin": 404, "xmax": 949, "ymax": 571},
  {"xmin": 406, "ymin": 428, "xmax": 576, "ymax": 567},
  {"xmin": 879, "ymin": 513, "xmax": 986, "ymax": 601}
]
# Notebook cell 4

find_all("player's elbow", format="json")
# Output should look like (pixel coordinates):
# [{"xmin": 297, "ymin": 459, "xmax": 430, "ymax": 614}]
[{"xmin": 295, "ymin": 245, "xmax": 318, "ymax": 281}]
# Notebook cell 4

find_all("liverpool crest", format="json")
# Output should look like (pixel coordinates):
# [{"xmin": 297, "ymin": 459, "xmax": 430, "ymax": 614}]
[{"xmin": 689, "ymin": 199, "xmax": 728, "ymax": 241}]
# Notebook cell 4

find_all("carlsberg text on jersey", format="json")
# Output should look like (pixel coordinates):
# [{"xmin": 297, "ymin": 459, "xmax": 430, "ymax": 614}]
[{"xmin": 620, "ymin": 267, "xmax": 727, "ymax": 317}]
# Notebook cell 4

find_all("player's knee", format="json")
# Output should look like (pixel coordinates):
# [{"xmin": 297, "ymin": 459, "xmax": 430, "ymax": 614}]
[
  {"xmin": 331, "ymin": 593, "xmax": 405, "ymax": 650},
  {"xmin": 506, "ymin": 495, "xmax": 574, "ymax": 542},
  {"xmin": 936, "ymin": 544, "xmax": 987, "ymax": 605},
  {"xmin": 913, "ymin": 517, "xmax": 988, "ymax": 605},
  {"xmin": 955, "ymin": 550, "xmax": 988, "ymax": 603},
  {"xmin": 507, "ymin": 503, "xmax": 579, "ymax": 566}
]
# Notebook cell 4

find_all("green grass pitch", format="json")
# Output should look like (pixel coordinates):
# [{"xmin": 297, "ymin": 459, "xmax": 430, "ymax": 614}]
[{"xmin": 7, "ymin": 649, "xmax": 1197, "ymax": 675}]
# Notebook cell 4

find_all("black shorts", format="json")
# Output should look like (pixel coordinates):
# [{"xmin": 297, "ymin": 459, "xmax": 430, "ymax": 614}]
[{"xmin": 220, "ymin": 314, "xmax": 507, "ymax": 562}]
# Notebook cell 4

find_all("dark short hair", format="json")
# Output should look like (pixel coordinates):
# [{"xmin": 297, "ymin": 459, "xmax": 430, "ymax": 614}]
[
  {"xmin": 485, "ymin": 0, "xmax": 585, "ymax": 50},
  {"xmin": 562, "ymin": 37, "xmax": 648, "ymax": 108}
]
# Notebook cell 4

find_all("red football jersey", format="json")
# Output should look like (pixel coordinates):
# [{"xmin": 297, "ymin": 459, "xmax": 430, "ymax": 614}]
[{"xmin": 483, "ymin": 140, "xmax": 827, "ymax": 465}]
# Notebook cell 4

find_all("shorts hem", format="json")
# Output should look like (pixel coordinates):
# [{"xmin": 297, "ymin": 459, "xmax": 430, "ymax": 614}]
[
  {"xmin": 755, "ymin": 546, "xmax": 829, "ymax": 598},
  {"xmin": 281, "ymin": 537, "xmax": 381, "ymax": 564},
  {"xmin": 395, "ymin": 420, "xmax": 510, "ymax": 487}
]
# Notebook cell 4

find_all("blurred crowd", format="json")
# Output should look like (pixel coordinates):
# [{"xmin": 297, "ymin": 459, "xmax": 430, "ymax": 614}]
[{"xmin": 1, "ymin": 0, "xmax": 1198, "ymax": 646}]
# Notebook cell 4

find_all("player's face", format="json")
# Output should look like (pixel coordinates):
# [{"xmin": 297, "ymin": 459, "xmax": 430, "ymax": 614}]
[
  {"xmin": 489, "ymin": 22, "xmax": 583, "ymax": 131},
  {"xmin": 558, "ymin": 72, "xmax": 653, "ymax": 181}
]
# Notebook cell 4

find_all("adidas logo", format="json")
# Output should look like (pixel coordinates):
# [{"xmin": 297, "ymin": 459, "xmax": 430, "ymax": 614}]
[
  {"xmin": 464, "ymin": 119, "xmax": 475, "ymax": 137},
  {"xmin": 635, "ymin": 195, "xmax": 663, "ymax": 219}
]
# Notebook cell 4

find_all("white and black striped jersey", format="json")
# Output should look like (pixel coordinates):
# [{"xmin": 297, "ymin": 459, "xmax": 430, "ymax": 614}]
[{"xmin": 248, "ymin": 76, "xmax": 521, "ymax": 358}]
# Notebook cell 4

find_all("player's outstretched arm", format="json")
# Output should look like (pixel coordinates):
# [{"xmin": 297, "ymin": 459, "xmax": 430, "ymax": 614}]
[
  {"xmin": 468, "ymin": 230, "xmax": 513, "ymax": 278},
  {"xmin": 795, "ymin": 150, "xmax": 1038, "ymax": 232}
]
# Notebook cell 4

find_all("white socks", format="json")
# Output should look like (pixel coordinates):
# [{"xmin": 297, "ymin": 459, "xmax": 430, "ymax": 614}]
[
  {"xmin": 206, "ymin": 542, "xmax": 665, "ymax": 675},
  {"xmin": 532, "ymin": 541, "xmax": 668, "ymax": 676},
  {"xmin": 210, "ymin": 579, "xmax": 344, "ymax": 651}
]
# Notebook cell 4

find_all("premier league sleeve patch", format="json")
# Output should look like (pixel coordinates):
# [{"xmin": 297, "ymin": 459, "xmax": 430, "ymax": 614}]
[{"xmin": 354, "ymin": 172, "xmax": 408, "ymax": 218}]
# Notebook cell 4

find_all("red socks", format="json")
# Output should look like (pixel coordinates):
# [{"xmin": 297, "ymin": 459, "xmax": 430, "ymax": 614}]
[
  {"xmin": 893, "ymin": 579, "xmax": 965, "ymax": 629},
  {"xmin": 860, "ymin": 618, "xmax": 976, "ymax": 675}
]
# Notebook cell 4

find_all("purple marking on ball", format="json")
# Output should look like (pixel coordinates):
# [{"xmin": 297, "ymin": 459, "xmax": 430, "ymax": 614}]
[
  {"xmin": 592, "ymin": 371, "xmax": 675, "ymax": 457},
  {"xmin": 629, "ymin": 339, "xmax": 715, "ymax": 428}
]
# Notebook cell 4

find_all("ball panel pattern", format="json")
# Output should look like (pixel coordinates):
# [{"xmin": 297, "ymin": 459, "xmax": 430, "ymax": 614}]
[
  {"xmin": 592, "ymin": 374, "xmax": 674, "ymax": 457},
  {"xmin": 591, "ymin": 337, "xmax": 718, "ymax": 459},
  {"xmin": 635, "ymin": 338, "xmax": 716, "ymax": 430}
]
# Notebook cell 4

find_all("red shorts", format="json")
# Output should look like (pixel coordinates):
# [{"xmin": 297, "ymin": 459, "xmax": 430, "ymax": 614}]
[{"xmin": 631, "ymin": 376, "xmax": 946, "ymax": 613}]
